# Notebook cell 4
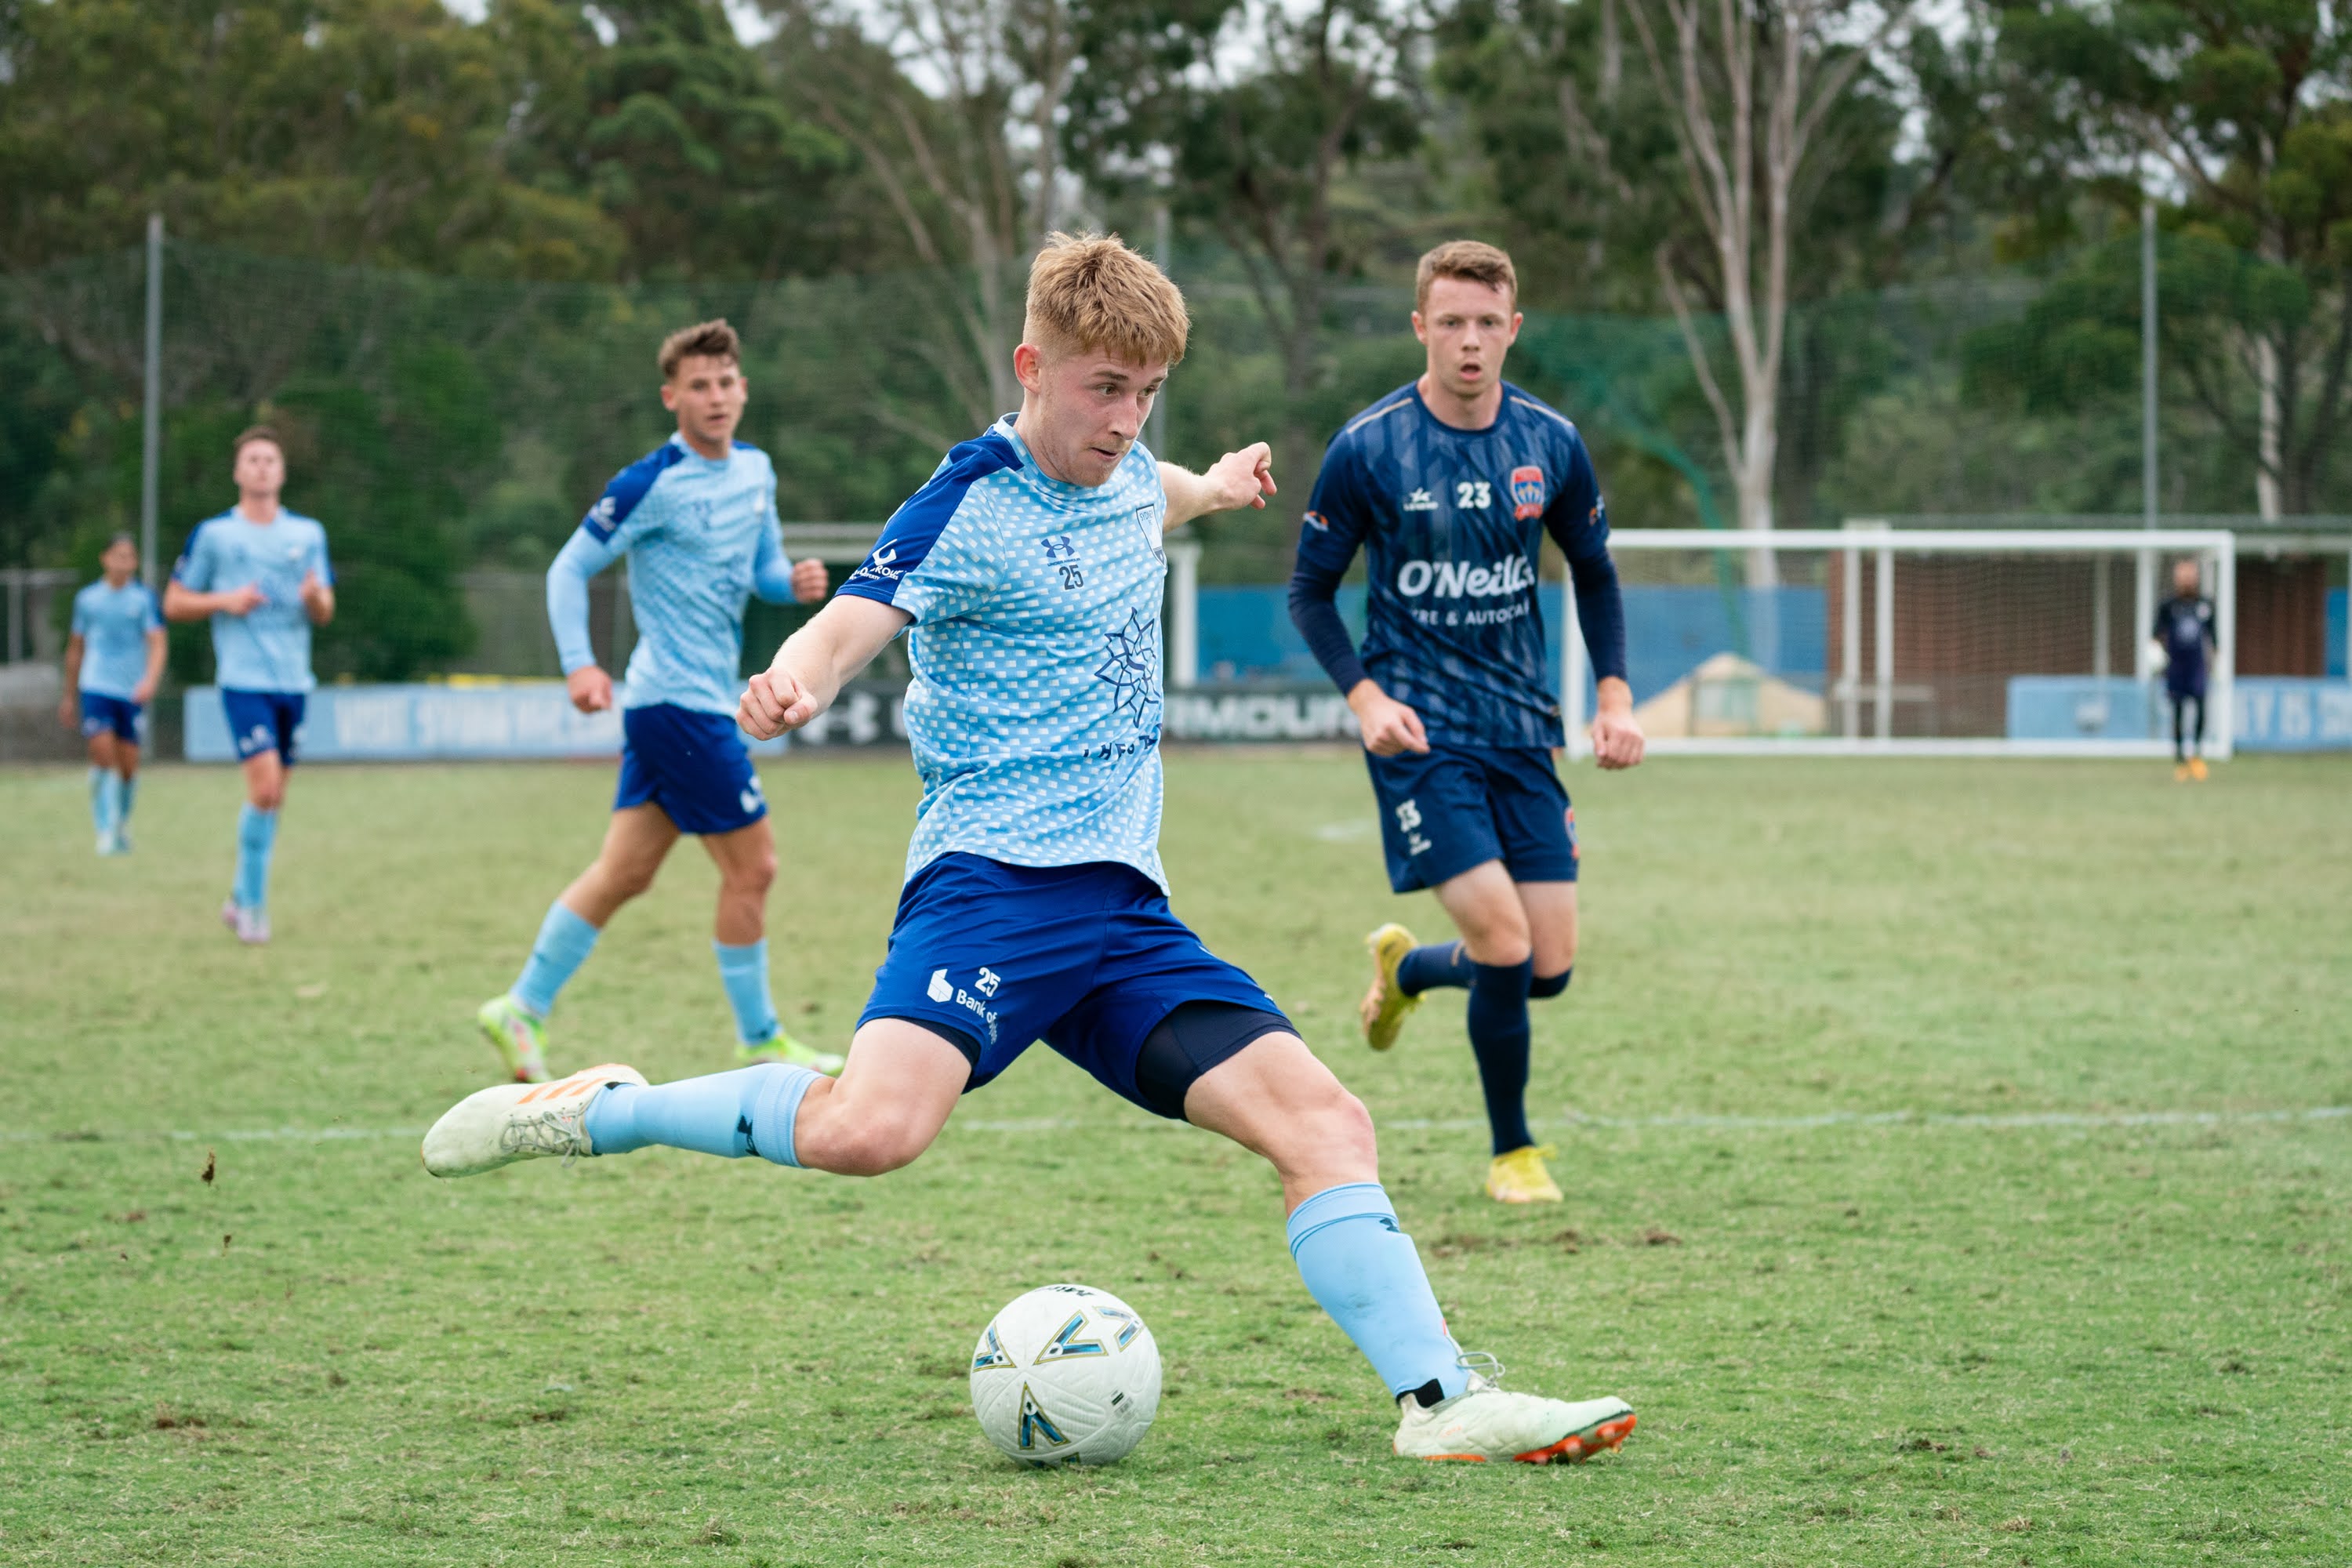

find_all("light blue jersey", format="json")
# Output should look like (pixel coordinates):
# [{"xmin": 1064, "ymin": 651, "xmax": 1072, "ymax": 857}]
[
  {"xmin": 549, "ymin": 435, "xmax": 802, "ymax": 717},
  {"xmin": 838, "ymin": 417, "xmax": 1172, "ymax": 889},
  {"xmin": 70, "ymin": 578, "xmax": 162, "ymax": 699},
  {"xmin": 171, "ymin": 510, "xmax": 333, "ymax": 693}
]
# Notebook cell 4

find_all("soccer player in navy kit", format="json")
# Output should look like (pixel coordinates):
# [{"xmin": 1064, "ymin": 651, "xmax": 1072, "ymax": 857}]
[
  {"xmin": 2152, "ymin": 557, "xmax": 2219, "ymax": 782},
  {"xmin": 1290, "ymin": 241, "xmax": 1643, "ymax": 1206},
  {"xmin": 60, "ymin": 534, "xmax": 166, "ymax": 855}
]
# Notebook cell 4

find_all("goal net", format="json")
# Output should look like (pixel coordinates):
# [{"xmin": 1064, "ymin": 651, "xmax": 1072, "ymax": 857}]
[{"xmin": 1563, "ymin": 528, "xmax": 2238, "ymax": 758}]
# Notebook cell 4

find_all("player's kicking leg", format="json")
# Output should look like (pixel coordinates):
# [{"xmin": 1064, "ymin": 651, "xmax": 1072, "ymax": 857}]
[{"xmin": 419, "ymin": 1016, "xmax": 1632, "ymax": 1464}]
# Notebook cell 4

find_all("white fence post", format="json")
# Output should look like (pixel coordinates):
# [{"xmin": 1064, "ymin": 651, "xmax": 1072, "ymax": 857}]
[{"xmin": 1167, "ymin": 536, "xmax": 1200, "ymax": 689}]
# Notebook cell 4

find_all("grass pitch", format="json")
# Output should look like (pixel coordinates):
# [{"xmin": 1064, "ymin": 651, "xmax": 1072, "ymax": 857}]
[{"xmin": 2, "ymin": 749, "xmax": 2348, "ymax": 1565}]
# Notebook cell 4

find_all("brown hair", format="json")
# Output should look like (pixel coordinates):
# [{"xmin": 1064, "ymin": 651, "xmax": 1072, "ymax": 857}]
[
  {"xmin": 658, "ymin": 318, "xmax": 742, "ymax": 380},
  {"xmin": 1023, "ymin": 233, "xmax": 1189, "ymax": 367},
  {"xmin": 232, "ymin": 424, "xmax": 282, "ymax": 458},
  {"xmin": 1415, "ymin": 241, "xmax": 1519, "ymax": 313}
]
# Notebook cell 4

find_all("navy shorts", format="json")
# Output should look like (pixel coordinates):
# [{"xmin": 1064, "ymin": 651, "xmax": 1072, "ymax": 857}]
[
  {"xmin": 1365, "ymin": 744, "xmax": 1577, "ymax": 893},
  {"xmin": 615, "ymin": 703, "xmax": 768, "ymax": 836},
  {"xmin": 221, "ymin": 688, "xmax": 306, "ymax": 764},
  {"xmin": 78, "ymin": 692, "xmax": 143, "ymax": 743},
  {"xmin": 859, "ymin": 854, "xmax": 1292, "ymax": 1115}
]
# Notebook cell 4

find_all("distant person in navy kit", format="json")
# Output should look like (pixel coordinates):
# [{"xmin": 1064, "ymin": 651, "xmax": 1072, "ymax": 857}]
[
  {"xmin": 2151, "ymin": 557, "xmax": 2218, "ymax": 782},
  {"xmin": 60, "ymin": 533, "xmax": 167, "ymax": 855},
  {"xmin": 1289, "ymin": 240, "xmax": 1641, "ymax": 1207}
]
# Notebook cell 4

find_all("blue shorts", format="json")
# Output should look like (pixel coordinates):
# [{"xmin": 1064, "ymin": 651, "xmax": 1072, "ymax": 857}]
[
  {"xmin": 1365, "ymin": 744, "xmax": 1577, "ymax": 893},
  {"xmin": 859, "ymin": 854, "xmax": 1290, "ymax": 1115},
  {"xmin": 78, "ymin": 692, "xmax": 143, "ymax": 744},
  {"xmin": 615, "ymin": 702, "xmax": 767, "ymax": 836},
  {"xmin": 221, "ymin": 688, "xmax": 306, "ymax": 764}
]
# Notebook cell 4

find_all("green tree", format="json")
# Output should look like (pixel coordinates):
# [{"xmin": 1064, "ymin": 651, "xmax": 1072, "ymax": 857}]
[
  {"xmin": 0, "ymin": 0, "xmax": 622, "ymax": 275},
  {"xmin": 1992, "ymin": 0, "xmax": 2352, "ymax": 514}
]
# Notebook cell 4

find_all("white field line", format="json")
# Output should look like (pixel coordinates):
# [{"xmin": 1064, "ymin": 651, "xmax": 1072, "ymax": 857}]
[{"xmin": 3, "ymin": 1105, "xmax": 2347, "ymax": 1147}]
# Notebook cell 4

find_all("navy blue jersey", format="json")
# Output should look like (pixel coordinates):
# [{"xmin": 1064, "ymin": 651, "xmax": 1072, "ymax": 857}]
[
  {"xmin": 2153, "ymin": 594, "xmax": 2216, "ymax": 689},
  {"xmin": 1289, "ymin": 382, "xmax": 1624, "ymax": 748}
]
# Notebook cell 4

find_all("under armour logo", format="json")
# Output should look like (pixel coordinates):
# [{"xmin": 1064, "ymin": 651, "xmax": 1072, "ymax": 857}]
[{"xmin": 1040, "ymin": 535, "xmax": 1077, "ymax": 561}]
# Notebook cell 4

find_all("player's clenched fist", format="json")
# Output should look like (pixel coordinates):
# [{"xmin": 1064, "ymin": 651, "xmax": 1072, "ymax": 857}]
[
  {"xmin": 1348, "ymin": 681, "xmax": 1430, "ymax": 757},
  {"xmin": 739, "ymin": 668, "xmax": 818, "ymax": 740},
  {"xmin": 791, "ymin": 558, "xmax": 829, "ymax": 603}
]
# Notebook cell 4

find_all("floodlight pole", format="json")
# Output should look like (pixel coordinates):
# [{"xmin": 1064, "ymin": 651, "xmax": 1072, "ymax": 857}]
[
  {"xmin": 2134, "ymin": 200, "xmax": 2158, "ymax": 685},
  {"xmin": 140, "ymin": 214, "xmax": 164, "ymax": 591}
]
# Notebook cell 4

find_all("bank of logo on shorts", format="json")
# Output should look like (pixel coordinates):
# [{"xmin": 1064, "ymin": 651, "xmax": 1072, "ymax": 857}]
[
  {"xmin": 1396, "ymin": 797, "xmax": 1432, "ymax": 858},
  {"xmin": 927, "ymin": 967, "xmax": 953, "ymax": 1003}
]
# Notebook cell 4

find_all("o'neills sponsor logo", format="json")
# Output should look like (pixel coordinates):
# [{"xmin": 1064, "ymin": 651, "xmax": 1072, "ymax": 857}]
[{"xmin": 1395, "ymin": 555, "xmax": 1537, "ymax": 599}]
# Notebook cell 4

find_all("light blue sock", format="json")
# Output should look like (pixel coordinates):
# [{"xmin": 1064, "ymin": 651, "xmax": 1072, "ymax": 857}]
[
  {"xmin": 89, "ymin": 768, "xmax": 114, "ymax": 838},
  {"xmin": 512, "ymin": 901, "xmax": 600, "ymax": 1018},
  {"xmin": 234, "ymin": 804, "xmax": 278, "ymax": 911},
  {"xmin": 1287, "ymin": 1183, "xmax": 1467, "ymax": 1404},
  {"xmin": 582, "ymin": 1063, "xmax": 820, "ymax": 1165},
  {"xmin": 118, "ymin": 773, "xmax": 137, "ymax": 829},
  {"xmin": 715, "ymin": 939, "xmax": 781, "ymax": 1045}
]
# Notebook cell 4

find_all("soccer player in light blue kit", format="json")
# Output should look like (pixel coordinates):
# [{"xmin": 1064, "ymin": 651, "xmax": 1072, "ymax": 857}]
[
  {"xmin": 424, "ymin": 237, "xmax": 1637, "ymax": 1466},
  {"xmin": 165, "ymin": 426, "xmax": 336, "ymax": 946},
  {"xmin": 60, "ymin": 533, "xmax": 166, "ymax": 856},
  {"xmin": 473, "ymin": 320, "xmax": 841, "ymax": 1086}
]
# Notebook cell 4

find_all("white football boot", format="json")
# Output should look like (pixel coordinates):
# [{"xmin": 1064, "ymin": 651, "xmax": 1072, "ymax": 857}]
[
  {"xmin": 1392, "ymin": 1356, "xmax": 1635, "ymax": 1464},
  {"xmin": 220, "ymin": 899, "xmax": 270, "ymax": 946},
  {"xmin": 421, "ymin": 1062, "xmax": 648, "ymax": 1178}
]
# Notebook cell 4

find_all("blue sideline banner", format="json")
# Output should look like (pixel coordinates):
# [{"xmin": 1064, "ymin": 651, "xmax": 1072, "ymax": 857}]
[
  {"xmin": 2233, "ymin": 678, "xmax": 2352, "ymax": 751},
  {"xmin": 183, "ymin": 683, "xmax": 787, "ymax": 762},
  {"xmin": 185, "ymin": 681, "xmax": 1362, "ymax": 759}
]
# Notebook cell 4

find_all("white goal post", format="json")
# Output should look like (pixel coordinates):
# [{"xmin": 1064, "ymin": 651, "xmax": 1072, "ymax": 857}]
[{"xmin": 1561, "ymin": 528, "xmax": 2237, "ymax": 760}]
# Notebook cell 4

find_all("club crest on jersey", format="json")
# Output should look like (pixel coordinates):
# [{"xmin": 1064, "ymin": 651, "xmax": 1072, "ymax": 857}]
[
  {"xmin": 1134, "ymin": 504, "xmax": 1166, "ymax": 564},
  {"xmin": 1510, "ymin": 466, "xmax": 1546, "ymax": 520}
]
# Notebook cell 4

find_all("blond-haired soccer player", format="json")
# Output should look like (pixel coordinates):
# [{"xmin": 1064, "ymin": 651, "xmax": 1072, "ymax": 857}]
[
  {"xmin": 165, "ymin": 426, "xmax": 335, "ymax": 945},
  {"xmin": 423, "ymin": 235, "xmax": 1636, "ymax": 1466},
  {"xmin": 61, "ymin": 533, "xmax": 165, "ymax": 855},
  {"xmin": 473, "ymin": 320, "xmax": 839, "ymax": 1085},
  {"xmin": 1290, "ymin": 241, "xmax": 1643, "ymax": 1206}
]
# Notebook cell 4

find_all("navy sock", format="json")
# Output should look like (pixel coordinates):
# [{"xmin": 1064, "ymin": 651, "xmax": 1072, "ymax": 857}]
[
  {"xmin": 1396, "ymin": 942, "xmax": 1472, "ymax": 996},
  {"xmin": 1466, "ymin": 960, "xmax": 1535, "ymax": 1156},
  {"xmin": 1529, "ymin": 966, "xmax": 1571, "ymax": 1000}
]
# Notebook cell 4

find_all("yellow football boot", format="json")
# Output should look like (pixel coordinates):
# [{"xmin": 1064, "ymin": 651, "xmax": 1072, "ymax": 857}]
[
  {"xmin": 1359, "ymin": 924, "xmax": 1423, "ymax": 1051},
  {"xmin": 2189, "ymin": 757, "xmax": 2209, "ymax": 781},
  {"xmin": 1486, "ymin": 1145, "xmax": 1564, "ymax": 1204}
]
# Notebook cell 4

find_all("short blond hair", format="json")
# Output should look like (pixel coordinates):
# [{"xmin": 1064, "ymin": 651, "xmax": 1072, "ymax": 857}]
[
  {"xmin": 658, "ymin": 318, "xmax": 741, "ymax": 380},
  {"xmin": 1416, "ymin": 241, "xmax": 1518, "ymax": 313},
  {"xmin": 1023, "ymin": 233, "xmax": 1189, "ymax": 367}
]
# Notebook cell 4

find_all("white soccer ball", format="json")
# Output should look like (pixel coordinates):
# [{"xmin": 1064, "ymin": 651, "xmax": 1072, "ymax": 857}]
[{"xmin": 969, "ymin": 1283, "xmax": 1162, "ymax": 1467}]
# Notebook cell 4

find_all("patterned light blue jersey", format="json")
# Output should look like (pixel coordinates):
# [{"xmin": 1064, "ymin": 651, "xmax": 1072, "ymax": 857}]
[
  {"xmin": 550, "ymin": 435, "xmax": 800, "ymax": 717},
  {"xmin": 171, "ymin": 510, "xmax": 333, "ymax": 693},
  {"xmin": 69, "ymin": 578, "xmax": 162, "ymax": 699},
  {"xmin": 838, "ymin": 417, "xmax": 1172, "ymax": 889}
]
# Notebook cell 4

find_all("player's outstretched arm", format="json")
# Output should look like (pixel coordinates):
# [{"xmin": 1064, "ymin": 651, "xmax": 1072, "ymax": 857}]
[
  {"xmin": 1159, "ymin": 443, "xmax": 1276, "ymax": 528},
  {"xmin": 739, "ymin": 596, "xmax": 910, "ymax": 740}
]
